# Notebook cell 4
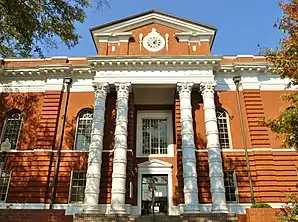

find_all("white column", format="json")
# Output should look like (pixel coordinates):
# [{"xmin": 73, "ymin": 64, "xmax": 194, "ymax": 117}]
[
  {"xmin": 200, "ymin": 82, "xmax": 228, "ymax": 213},
  {"xmin": 83, "ymin": 82, "xmax": 109, "ymax": 214},
  {"xmin": 177, "ymin": 82, "xmax": 200, "ymax": 213},
  {"xmin": 109, "ymin": 82, "xmax": 131, "ymax": 214}
]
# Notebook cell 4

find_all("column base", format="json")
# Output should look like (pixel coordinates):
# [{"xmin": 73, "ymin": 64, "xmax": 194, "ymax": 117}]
[
  {"xmin": 212, "ymin": 204, "xmax": 229, "ymax": 213},
  {"xmin": 82, "ymin": 205, "xmax": 101, "ymax": 214},
  {"xmin": 108, "ymin": 204, "xmax": 127, "ymax": 215},
  {"xmin": 183, "ymin": 205, "xmax": 200, "ymax": 214}
]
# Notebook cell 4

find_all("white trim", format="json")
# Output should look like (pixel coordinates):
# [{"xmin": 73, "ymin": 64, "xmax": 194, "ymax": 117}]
[
  {"xmin": 137, "ymin": 159, "xmax": 174, "ymax": 215},
  {"xmin": 136, "ymin": 111, "xmax": 174, "ymax": 157},
  {"xmin": 91, "ymin": 12, "xmax": 215, "ymax": 39},
  {"xmin": 0, "ymin": 202, "xmax": 285, "ymax": 215},
  {"xmin": 191, "ymin": 148, "xmax": 297, "ymax": 152}
]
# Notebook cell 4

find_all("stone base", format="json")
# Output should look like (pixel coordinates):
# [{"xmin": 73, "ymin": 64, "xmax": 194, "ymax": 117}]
[
  {"xmin": 82, "ymin": 205, "xmax": 101, "ymax": 214},
  {"xmin": 74, "ymin": 213, "xmax": 238, "ymax": 222},
  {"xmin": 108, "ymin": 205, "xmax": 127, "ymax": 215}
]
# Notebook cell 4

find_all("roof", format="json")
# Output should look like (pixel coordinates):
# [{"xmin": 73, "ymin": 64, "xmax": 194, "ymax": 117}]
[{"xmin": 90, "ymin": 9, "xmax": 217, "ymax": 32}]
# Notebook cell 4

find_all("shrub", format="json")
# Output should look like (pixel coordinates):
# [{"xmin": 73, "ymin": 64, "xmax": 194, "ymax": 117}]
[
  {"xmin": 275, "ymin": 193, "xmax": 298, "ymax": 221},
  {"xmin": 251, "ymin": 203, "xmax": 272, "ymax": 208}
]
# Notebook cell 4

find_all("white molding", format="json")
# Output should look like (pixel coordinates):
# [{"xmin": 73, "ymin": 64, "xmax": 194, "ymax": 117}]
[
  {"xmin": 137, "ymin": 159, "xmax": 174, "ymax": 215},
  {"xmin": 91, "ymin": 12, "xmax": 215, "ymax": 38},
  {"xmin": 0, "ymin": 203, "xmax": 285, "ymax": 215},
  {"xmin": 192, "ymin": 148, "xmax": 297, "ymax": 152},
  {"xmin": 136, "ymin": 111, "xmax": 174, "ymax": 158}
]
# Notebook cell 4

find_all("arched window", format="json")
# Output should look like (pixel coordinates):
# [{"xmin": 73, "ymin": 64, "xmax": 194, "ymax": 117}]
[
  {"xmin": 1, "ymin": 110, "xmax": 23, "ymax": 150},
  {"xmin": 74, "ymin": 109, "xmax": 93, "ymax": 150},
  {"xmin": 216, "ymin": 108, "xmax": 231, "ymax": 149}
]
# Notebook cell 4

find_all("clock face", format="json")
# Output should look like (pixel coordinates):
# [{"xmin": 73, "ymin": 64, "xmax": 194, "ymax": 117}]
[{"xmin": 143, "ymin": 33, "xmax": 165, "ymax": 52}]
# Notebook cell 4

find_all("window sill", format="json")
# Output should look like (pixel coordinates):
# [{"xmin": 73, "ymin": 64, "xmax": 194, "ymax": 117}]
[{"xmin": 136, "ymin": 154, "xmax": 174, "ymax": 158}]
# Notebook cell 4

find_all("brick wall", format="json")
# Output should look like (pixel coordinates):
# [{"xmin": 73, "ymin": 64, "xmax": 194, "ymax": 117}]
[
  {"xmin": 246, "ymin": 208, "xmax": 279, "ymax": 222},
  {"xmin": 0, "ymin": 209, "xmax": 72, "ymax": 222}
]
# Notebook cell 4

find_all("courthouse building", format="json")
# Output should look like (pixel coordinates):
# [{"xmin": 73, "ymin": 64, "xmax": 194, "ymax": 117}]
[{"xmin": 0, "ymin": 10, "xmax": 297, "ymax": 216}]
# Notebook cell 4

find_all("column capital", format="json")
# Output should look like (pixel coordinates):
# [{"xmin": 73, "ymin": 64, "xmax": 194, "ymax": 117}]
[
  {"xmin": 93, "ymin": 82, "xmax": 110, "ymax": 99},
  {"xmin": 177, "ymin": 82, "xmax": 194, "ymax": 95},
  {"xmin": 199, "ymin": 81, "xmax": 216, "ymax": 94},
  {"xmin": 115, "ymin": 82, "xmax": 131, "ymax": 94}
]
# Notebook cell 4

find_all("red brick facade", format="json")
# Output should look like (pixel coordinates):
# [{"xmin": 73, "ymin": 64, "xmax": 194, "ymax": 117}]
[{"xmin": 0, "ymin": 10, "xmax": 297, "ymax": 216}]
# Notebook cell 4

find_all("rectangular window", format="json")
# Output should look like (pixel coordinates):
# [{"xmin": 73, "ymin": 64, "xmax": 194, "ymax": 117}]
[
  {"xmin": 137, "ymin": 111, "xmax": 173, "ymax": 157},
  {"xmin": 69, "ymin": 171, "xmax": 86, "ymax": 203},
  {"xmin": 224, "ymin": 170, "xmax": 238, "ymax": 202},
  {"xmin": 142, "ymin": 118, "xmax": 168, "ymax": 155},
  {"xmin": 0, "ymin": 171, "xmax": 11, "ymax": 202}
]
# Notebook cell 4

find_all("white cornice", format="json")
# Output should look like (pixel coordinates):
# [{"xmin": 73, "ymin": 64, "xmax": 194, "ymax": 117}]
[
  {"xmin": 88, "ymin": 56, "xmax": 221, "ymax": 69},
  {"xmin": 0, "ymin": 64, "xmax": 94, "ymax": 77}
]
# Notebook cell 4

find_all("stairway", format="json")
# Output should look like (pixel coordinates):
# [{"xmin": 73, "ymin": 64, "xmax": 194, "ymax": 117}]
[{"xmin": 74, "ymin": 214, "xmax": 238, "ymax": 222}]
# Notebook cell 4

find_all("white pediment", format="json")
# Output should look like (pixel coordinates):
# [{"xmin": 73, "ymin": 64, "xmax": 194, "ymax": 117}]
[
  {"xmin": 90, "ymin": 10, "xmax": 216, "ymax": 43},
  {"xmin": 137, "ymin": 159, "xmax": 173, "ymax": 168}
]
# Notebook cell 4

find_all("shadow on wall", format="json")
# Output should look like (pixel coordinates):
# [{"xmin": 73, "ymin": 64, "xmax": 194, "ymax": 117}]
[{"xmin": 0, "ymin": 85, "xmax": 87, "ymax": 205}]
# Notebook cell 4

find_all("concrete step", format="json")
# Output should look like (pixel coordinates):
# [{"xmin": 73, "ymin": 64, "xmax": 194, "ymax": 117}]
[{"xmin": 74, "ymin": 214, "xmax": 238, "ymax": 222}]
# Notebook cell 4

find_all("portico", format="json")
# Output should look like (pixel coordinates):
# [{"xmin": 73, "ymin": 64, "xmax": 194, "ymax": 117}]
[{"xmin": 82, "ymin": 60, "xmax": 228, "ymax": 215}]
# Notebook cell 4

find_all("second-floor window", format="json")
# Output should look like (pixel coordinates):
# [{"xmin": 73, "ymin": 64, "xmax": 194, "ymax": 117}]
[
  {"xmin": 216, "ymin": 108, "xmax": 232, "ymax": 149},
  {"xmin": 75, "ymin": 109, "xmax": 93, "ymax": 150},
  {"xmin": 1, "ymin": 110, "xmax": 22, "ymax": 149},
  {"xmin": 137, "ymin": 111, "xmax": 173, "ymax": 157}
]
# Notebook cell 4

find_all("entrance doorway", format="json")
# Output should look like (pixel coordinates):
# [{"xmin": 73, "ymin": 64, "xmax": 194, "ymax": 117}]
[{"xmin": 141, "ymin": 174, "xmax": 168, "ymax": 215}]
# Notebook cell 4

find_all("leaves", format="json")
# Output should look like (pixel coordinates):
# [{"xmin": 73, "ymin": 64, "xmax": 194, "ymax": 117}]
[
  {"xmin": 264, "ymin": 0, "xmax": 298, "ymax": 149},
  {"xmin": 266, "ymin": 0, "xmax": 298, "ymax": 82},
  {"xmin": 0, "ymin": 0, "xmax": 109, "ymax": 58}
]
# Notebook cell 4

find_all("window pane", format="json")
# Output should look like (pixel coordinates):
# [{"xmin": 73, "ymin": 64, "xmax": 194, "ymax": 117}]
[
  {"xmin": 0, "ymin": 171, "xmax": 10, "ymax": 201},
  {"xmin": 142, "ymin": 118, "xmax": 168, "ymax": 155},
  {"xmin": 224, "ymin": 171, "xmax": 237, "ymax": 202},
  {"xmin": 70, "ymin": 171, "xmax": 86, "ymax": 203},
  {"xmin": 216, "ymin": 109, "xmax": 231, "ymax": 149},
  {"xmin": 1, "ymin": 111, "xmax": 22, "ymax": 149},
  {"xmin": 75, "ymin": 109, "xmax": 93, "ymax": 150}
]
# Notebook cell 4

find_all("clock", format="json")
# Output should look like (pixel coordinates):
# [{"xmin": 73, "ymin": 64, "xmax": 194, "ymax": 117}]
[{"xmin": 142, "ymin": 28, "xmax": 165, "ymax": 52}]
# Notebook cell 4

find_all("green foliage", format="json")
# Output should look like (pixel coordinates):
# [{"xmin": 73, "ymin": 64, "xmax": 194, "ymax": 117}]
[
  {"xmin": 0, "ymin": 0, "xmax": 109, "ymax": 58},
  {"xmin": 263, "ymin": 92, "xmax": 298, "ymax": 150},
  {"xmin": 275, "ymin": 193, "xmax": 298, "ymax": 221},
  {"xmin": 264, "ymin": 1, "xmax": 298, "ymax": 148},
  {"xmin": 251, "ymin": 203, "xmax": 272, "ymax": 208}
]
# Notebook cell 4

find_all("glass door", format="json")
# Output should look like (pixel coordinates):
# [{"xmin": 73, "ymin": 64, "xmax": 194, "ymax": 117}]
[{"xmin": 141, "ymin": 174, "xmax": 168, "ymax": 215}]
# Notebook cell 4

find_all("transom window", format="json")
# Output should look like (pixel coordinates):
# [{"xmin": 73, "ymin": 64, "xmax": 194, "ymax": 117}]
[
  {"xmin": 142, "ymin": 119, "xmax": 168, "ymax": 155},
  {"xmin": 216, "ymin": 108, "xmax": 232, "ymax": 149},
  {"xmin": 137, "ymin": 111, "xmax": 173, "ymax": 157},
  {"xmin": 224, "ymin": 170, "xmax": 238, "ymax": 202},
  {"xmin": 0, "ymin": 171, "xmax": 11, "ymax": 202},
  {"xmin": 1, "ymin": 110, "xmax": 22, "ymax": 150},
  {"xmin": 69, "ymin": 171, "xmax": 86, "ymax": 203},
  {"xmin": 75, "ymin": 109, "xmax": 93, "ymax": 150}
]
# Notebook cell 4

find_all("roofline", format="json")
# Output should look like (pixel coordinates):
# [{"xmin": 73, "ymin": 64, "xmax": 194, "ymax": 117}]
[
  {"xmin": 90, "ymin": 9, "xmax": 217, "ymax": 32},
  {"xmin": 89, "ymin": 9, "xmax": 217, "ymax": 52}
]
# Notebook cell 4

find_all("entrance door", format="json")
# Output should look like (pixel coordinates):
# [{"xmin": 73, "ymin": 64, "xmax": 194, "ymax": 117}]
[{"xmin": 141, "ymin": 174, "xmax": 168, "ymax": 215}]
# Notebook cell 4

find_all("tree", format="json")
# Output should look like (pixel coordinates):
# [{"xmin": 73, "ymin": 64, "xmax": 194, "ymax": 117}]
[
  {"xmin": 263, "ymin": 0, "xmax": 298, "ymax": 149},
  {"xmin": 0, "ymin": 0, "xmax": 109, "ymax": 58}
]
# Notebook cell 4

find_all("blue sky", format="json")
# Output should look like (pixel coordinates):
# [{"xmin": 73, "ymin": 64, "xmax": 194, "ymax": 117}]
[{"xmin": 44, "ymin": 0, "xmax": 283, "ymax": 57}]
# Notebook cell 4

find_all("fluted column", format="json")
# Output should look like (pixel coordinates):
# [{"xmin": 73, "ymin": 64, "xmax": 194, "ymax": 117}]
[
  {"xmin": 200, "ymin": 82, "xmax": 228, "ymax": 213},
  {"xmin": 83, "ymin": 82, "xmax": 109, "ymax": 214},
  {"xmin": 109, "ymin": 82, "xmax": 131, "ymax": 214},
  {"xmin": 177, "ymin": 82, "xmax": 200, "ymax": 213}
]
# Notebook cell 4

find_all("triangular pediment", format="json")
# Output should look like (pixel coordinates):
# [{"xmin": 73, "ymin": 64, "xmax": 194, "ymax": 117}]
[
  {"xmin": 90, "ymin": 10, "xmax": 216, "ymax": 46},
  {"xmin": 137, "ymin": 159, "xmax": 173, "ymax": 168}
]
